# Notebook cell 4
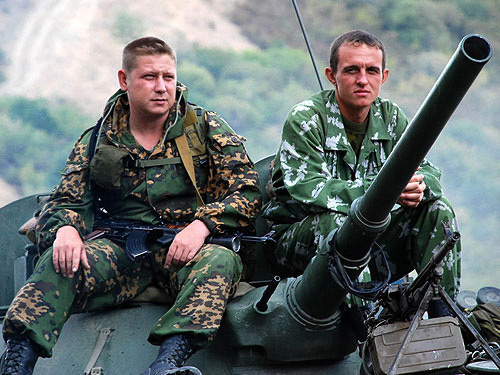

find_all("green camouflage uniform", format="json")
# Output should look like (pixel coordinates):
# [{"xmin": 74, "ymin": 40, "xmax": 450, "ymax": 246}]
[
  {"xmin": 262, "ymin": 89, "xmax": 461, "ymax": 297},
  {"xmin": 3, "ymin": 83, "xmax": 262, "ymax": 357}
]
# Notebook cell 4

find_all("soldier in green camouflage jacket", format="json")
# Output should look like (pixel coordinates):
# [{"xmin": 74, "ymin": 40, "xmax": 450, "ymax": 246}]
[
  {"xmin": 262, "ymin": 30, "xmax": 461, "ymax": 311},
  {"xmin": 1, "ymin": 37, "xmax": 261, "ymax": 375}
]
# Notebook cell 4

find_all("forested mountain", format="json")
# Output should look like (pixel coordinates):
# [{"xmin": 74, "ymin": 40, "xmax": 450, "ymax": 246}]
[{"xmin": 0, "ymin": 0, "xmax": 498, "ymax": 290}]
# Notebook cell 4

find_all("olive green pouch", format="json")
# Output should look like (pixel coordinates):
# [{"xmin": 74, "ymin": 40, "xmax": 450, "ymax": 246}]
[
  {"xmin": 472, "ymin": 302, "xmax": 500, "ymax": 343},
  {"xmin": 90, "ymin": 144, "xmax": 130, "ymax": 190}
]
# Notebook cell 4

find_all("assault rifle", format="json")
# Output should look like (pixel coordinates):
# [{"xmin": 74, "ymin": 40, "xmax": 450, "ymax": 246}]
[{"xmin": 86, "ymin": 219, "xmax": 275, "ymax": 263}]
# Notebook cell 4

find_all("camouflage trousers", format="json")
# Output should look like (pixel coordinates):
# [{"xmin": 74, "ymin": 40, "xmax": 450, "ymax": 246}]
[
  {"xmin": 2, "ymin": 238, "xmax": 243, "ymax": 357},
  {"xmin": 272, "ymin": 196, "xmax": 461, "ymax": 298}
]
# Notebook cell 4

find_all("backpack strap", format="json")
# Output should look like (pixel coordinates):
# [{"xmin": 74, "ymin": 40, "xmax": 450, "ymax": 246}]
[
  {"xmin": 173, "ymin": 103, "xmax": 207, "ymax": 207},
  {"xmin": 88, "ymin": 117, "xmax": 103, "ymax": 162},
  {"xmin": 175, "ymin": 133, "xmax": 205, "ymax": 207},
  {"xmin": 184, "ymin": 105, "xmax": 199, "ymax": 130},
  {"xmin": 183, "ymin": 104, "xmax": 207, "ymax": 156},
  {"xmin": 87, "ymin": 117, "xmax": 108, "ymax": 216}
]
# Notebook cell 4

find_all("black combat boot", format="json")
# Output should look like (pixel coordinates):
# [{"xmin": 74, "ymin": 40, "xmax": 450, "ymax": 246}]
[
  {"xmin": 141, "ymin": 335, "xmax": 202, "ymax": 375},
  {"xmin": 0, "ymin": 336, "xmax": 40, "ymax": 375}
]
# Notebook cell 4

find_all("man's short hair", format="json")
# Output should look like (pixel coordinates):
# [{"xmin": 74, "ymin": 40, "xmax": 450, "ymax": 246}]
[
  {"xmin": 122, "ymin": 36, "xmax": 176, "ymax": 72},
  {"xmin": 329, "ymin": 30, "xmax": 386, "ymax": 73}
]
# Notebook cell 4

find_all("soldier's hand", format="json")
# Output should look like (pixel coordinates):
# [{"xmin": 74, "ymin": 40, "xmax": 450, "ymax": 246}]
[
  {"xmin": 165, "ymin": 220, "xmax": 210, "ymax": 268},
  {"xmin": 397, "ymin": 173, "xmax": 426, "ymax": 208},
  {"xmin": 53, "ymin": 225, "xmax": 90, "ymax": 278}
]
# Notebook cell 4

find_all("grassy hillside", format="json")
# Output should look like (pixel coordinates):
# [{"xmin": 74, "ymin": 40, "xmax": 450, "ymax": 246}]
[{"xmin": 0, "ymin": 0, "xmax": 498, "ymax": 291}]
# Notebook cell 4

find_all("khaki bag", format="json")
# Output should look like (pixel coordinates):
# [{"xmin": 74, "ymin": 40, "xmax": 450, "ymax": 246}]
[{"xmin": 472, "ymin": 302, "xmax": 500, "ymax": 343}]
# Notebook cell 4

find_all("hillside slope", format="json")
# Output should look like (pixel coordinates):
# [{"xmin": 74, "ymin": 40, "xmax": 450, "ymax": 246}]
[{"xmin": 0, "ymin": 0, "xmax": 255, "ymax": 115}]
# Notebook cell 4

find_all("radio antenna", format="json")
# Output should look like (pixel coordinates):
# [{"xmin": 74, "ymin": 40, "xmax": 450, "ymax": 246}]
[{"xmin": 291, "ymin": 0, "xmax": 324, "ymax": 90}]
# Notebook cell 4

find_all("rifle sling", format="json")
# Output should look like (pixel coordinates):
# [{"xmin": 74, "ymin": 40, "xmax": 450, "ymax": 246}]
[{"xmin": 175, "ymin": 133, "xmax": 205, "ymax": 207}]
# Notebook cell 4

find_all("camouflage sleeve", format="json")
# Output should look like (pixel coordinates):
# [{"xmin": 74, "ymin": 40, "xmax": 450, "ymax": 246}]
[
  {"xmin": 35, "ymin": 129, "xmax": 96, "ymax": 250},
  {"xmin": 194, "ymin": 111, "xmax": 262, "ymax": 234},
  {"xmin": 419, "ymin": 159, "xmax": 443, "ymax": 202}
]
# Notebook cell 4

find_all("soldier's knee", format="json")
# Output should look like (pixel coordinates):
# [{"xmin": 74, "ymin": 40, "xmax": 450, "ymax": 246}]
[
  {"xmin": 432, "ymin": 196, "xmax": 460, "ymax": 230},
  {"xmin": 199, "ymin": 245, "xmax": 243, "ymax": 273},
  {"xmin": 432, "ymin": 196, "xmax": 456, "ymax": 215},
  {"xmin": 32, "ymin": 247, "xmax": 56, "ymax": 274}
]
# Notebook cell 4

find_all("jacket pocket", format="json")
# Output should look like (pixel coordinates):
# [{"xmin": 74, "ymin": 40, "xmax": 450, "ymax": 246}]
[
  {"xmin": 211, "ymin": 134, "xmax": 250, "ymax": 167},
  {"xmin": 89, "ymin": 144, "xmax": 130, "ymax": 190}
]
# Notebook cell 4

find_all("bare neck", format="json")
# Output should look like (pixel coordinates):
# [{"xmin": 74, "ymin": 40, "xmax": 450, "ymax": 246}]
[{"xmin": 129, "ymin": 111, "xmax": 168, "ymax": 151}]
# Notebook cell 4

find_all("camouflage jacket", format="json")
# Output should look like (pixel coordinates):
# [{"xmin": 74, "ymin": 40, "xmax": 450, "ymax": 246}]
[
  {"xmin": 36, "ymin": 83, "xmax": 262, "ymax": 250},
  {"xmin": 262, "ymin": 89, "xmax": 443, "ymax": 224}
]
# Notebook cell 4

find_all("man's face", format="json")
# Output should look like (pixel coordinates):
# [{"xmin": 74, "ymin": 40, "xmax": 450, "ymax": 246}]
[
  {"xmin": 118, "ymin": 54, "xmax": 177, "ymax": 122},
  {"xmin": 325, "ymin": 43, "xmax": 388, "ymax": 121}
]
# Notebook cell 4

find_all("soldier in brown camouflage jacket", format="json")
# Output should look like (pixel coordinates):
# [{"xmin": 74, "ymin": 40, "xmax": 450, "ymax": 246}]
[{"xmin": 1, "ymin": 37, "xmax": 261, "ymax": 375}]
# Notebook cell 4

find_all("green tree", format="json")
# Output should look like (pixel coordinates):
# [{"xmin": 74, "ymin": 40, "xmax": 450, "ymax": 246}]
[{"xmin": 0, "ymin": 98, "xmax": 92, "ymax": 194}]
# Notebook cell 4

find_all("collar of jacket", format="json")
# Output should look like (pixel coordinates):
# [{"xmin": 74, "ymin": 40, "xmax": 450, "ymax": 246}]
[
  {"xmin": 323, "ymin": 89, "xmax": 393, "ymax": 153},
  {"xmin": 100, "ymin": 82, "xmax": 190, "ymax": 146}
]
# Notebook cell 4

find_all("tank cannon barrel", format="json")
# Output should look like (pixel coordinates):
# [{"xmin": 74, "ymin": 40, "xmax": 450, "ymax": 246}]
[{"xmin": 292, "ymin": 34, "xmax": 492, "ymax": 320}]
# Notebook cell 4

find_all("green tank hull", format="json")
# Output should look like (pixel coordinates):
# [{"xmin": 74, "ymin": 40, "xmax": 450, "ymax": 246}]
[{"xmin": 0, "ymin": 303, "xmax": 361, "ymax": 374}]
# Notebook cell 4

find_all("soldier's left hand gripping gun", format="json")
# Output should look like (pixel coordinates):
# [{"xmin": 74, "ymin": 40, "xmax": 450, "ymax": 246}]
[{"xmin": 85, "ymin": 218, "xmax": 275, "ymax": 263}]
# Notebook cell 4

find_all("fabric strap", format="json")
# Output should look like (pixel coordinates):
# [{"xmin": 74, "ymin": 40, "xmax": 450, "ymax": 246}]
[{"xmin": 175, "ymin": 133, "xmax": 205, "ymax": 207}]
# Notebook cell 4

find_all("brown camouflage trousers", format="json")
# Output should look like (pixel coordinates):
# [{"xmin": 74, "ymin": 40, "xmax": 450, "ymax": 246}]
[
  {"xmin": 2, "ymin": 238, "xmax": 242, "ymax": 357},
  {"xmin": 272, "ymin": 196, "xmax": 461, "ymax": 298}
]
